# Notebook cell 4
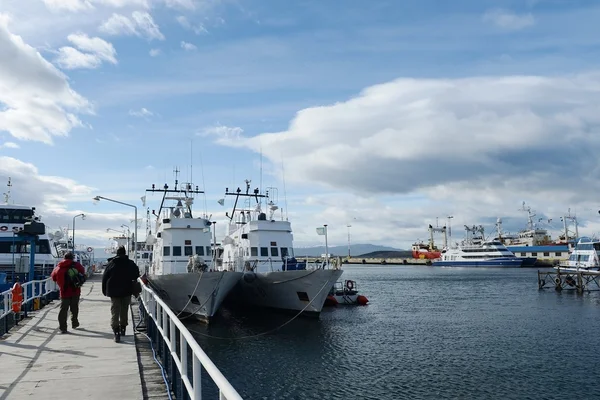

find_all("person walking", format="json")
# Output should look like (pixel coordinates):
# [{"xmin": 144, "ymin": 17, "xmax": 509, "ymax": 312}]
[
  {"xmin": 102, "ymin": 245, "xmax": 140, "ymax": 342},
  {"xmin": 51, "ymin": 252, "xmax": 86, "ymax": 334}
]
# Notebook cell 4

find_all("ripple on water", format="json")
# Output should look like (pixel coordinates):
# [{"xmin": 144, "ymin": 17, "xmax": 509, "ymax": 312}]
[{"xmin": 189, "ymin": 266, "xmax": 600, "ymax": 399}]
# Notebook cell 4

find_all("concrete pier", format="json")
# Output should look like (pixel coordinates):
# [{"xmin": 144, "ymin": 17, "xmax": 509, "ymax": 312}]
[{"xmin": 0, "ymin": 274, "xmax": 155, "ymax": 399}]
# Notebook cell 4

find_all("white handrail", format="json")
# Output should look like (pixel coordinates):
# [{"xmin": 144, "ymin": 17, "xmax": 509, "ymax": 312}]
[
  {"xmin": 139, "ymin": 281, "xmax": 243, "ymax": 400},
  {"xmin": 0, "ymin": 277, "xmax": 56, "ymax": 319}
]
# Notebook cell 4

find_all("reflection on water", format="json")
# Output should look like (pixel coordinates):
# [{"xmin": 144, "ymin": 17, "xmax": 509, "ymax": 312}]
[{"xmin": 186, "ymin": 265, "xmax": 600, "ymax": 399}]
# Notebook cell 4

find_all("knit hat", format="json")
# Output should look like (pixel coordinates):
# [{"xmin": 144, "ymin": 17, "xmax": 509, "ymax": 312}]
[{"xmin": 64, "ymin": 252, "xmax": 74, "ymax": 260}]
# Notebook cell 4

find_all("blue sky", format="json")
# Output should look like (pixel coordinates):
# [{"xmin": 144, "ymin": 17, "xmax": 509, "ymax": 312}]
[{"xmin": 1, "ymin": 0, "xmax": 600, "ymax": 254}]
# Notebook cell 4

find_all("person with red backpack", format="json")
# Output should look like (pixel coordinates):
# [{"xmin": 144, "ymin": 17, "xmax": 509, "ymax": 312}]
[{"xmin": 51, "ymin": 252, "xmax": 86, "ymax": 333}]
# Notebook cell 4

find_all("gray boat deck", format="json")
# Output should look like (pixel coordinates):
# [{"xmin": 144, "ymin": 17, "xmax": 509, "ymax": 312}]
[{"xmin": 0, "ymin": 274, "xmax": 152, "ymax": 399}]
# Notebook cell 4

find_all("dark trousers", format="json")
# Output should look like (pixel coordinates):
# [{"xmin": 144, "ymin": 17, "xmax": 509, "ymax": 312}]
[
  {"xmin": 110, "ymin": 296, "xmax": 131, "ymax": 331},
  {"xmin": 58, "ymin": 295, "xmax": 80, "ymax": 331}
]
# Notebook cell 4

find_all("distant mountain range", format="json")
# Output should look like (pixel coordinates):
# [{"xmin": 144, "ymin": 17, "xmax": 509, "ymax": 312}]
[{"xmin": 294, "ymin": 244, "xmax": 405, "ymax": 257}]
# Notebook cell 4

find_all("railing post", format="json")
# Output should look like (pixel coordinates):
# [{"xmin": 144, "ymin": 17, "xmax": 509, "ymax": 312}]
[{"xmin": 193, "ymin": 355, "xmax": 202, "ymax": 400}]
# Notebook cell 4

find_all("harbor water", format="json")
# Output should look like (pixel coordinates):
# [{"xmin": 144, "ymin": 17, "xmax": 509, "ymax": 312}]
[{"xmin": 187, "ymin": 265, "xmax": 600, "ymax": 399}]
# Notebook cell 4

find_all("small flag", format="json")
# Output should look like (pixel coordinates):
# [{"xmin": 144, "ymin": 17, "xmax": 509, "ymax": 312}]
[
  {"xmin": 141, "ymin": 196, "xmax": 146, "ymax": 207},
  {"xmin": 316, "ymin": 227, "xmax": 326, "ymax": 235},
  {"xmin": 217, "ymin": 199, "xmax": 225, "ymax": 206}
]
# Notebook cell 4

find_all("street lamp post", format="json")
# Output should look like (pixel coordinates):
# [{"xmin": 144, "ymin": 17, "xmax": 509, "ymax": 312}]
[
  {"xmin": 347, "ymin": 224, "xmax": 352, "ymax": 259},
  {"xmin": 94, "ymin": 196, "xmax": 138, "ymax": 263},
  {"xmin": 323, "ymin": 224, "xmax": 329, "ymax": 266},
  {"xmin": 72, "ymin": 213, "xmax": 85, "ymax": 252},
  {"xmin": 447, "ymin": 216, "xmax": 454, "ymax": 246}
]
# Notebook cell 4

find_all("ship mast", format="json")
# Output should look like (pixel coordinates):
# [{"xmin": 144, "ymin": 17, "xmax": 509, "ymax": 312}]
[{"xmin": 3, "ymin": 177, "xmax": 11, "ymax": 204}]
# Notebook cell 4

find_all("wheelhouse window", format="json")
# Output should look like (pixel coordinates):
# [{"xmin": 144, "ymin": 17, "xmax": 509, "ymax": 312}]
[
  {"xmin": 184, "ymin": 246, "xmax": 193, "ymax": 256},
  {"xmin": 173, "ymin": 246, "xmax": 182, "ymax": 256},
  {"xmin": 195, "ymin": 246, "xmax": 204, "ymax": 256},
  {"xmin": 271, "ymin": 247, "xmax": 279, "ymax": 257},
  {"xmin": 0, "ymin": 208, "xmax": 34, "ymax": 223},
  {"xmin": 163, "ymin": 246, "xmax": 170, "ymax": 256},
  {"xmin": 281, "ymin": 247, "xmax": 289, "ymax": 258},
  {"xmin": 251, "ymin": 247, "xmax": 258, "ymax": 256},
  {"xmin": 260, "ymin": 247, "xmax": 268, "ymax": 257},
  {"xmin": 206, "ymin": 246, "xmax": 212, "ymax": 256}
]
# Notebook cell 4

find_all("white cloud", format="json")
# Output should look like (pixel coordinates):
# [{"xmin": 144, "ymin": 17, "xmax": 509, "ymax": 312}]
[
  {"xmin": 149, "ymin": 48, "xmax": 161, "ymax": 57},
  {"xmin": 180, "ymin": 41, "xmax": 197, "ymax": 51},
  {"xmin": 176, "ymin": 16, "xmax": 208, "ymax": 34},
  {"xmin": 55, "ymin": 33, "xmax": 117, "ymax": 69},
  {"xmin": 206, "ymin": 72, "xmax": 600, "ymax": 208},
  {"xmin": 43, "ymin": 0, "xmax": 94, "ymax": 12},
  {"xmin": 0, "ymin": 14, "xmax": 91, "ymax": 144},
  {"xmin": 43, "ymin": 0, "xmax": 149, "ymax": 12},
  {"xmin": 0, "ymin": 142, "xmax": 19, "ymax": 149},
  {"xmin": 165, "ymin": 0, "xmax": 196, "ymax": 10},
  {"xmin": 99, "ymin": 11, "xmax": 165, "ymax": 40},
  {"xmin": 198, "ymin": 124, "xmax": 242, "ymax": 142},
  {"xmin": 483, "ymin": 9, "xmax": 536, "ymax": 31},
  {"xmin": 129, "ymin": 107, "xmax": 153, "ymax": 117}
]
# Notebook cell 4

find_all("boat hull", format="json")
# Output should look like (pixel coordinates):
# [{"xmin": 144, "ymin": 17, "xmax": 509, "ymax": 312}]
[
  {"xmin": 232, "ymin": 268, "xmax": 343, "ymax": 316},
  {"xmin": 148, "ymin": 271, "xmax": 242, "ymax": 322},
  {"xmin": 432, "ymin": 258, "xmax": 523, "ymax": 268},
  {"xmin": 517, "ymin": 257, "xmax": 537, "ymax": 267}
]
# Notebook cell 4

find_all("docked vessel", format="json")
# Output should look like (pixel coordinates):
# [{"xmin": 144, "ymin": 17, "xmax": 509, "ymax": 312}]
[
  {"xmin": 557, "ymin": 237, "xmax": 600, "ymax": 271},
  {"xmin": 411, "ymin": 224, "xmax": 446, "ymax": 259},
  {"xmin": 220, "ymin": 180, "xmax": 343, "ymax": 317},
  {"xmin": 324, "ymin": 279, "xmax": 369, "ymax": 306},
  {"xmin": 0, "ymin": 179, "xmax": 57, "ymax": 283},
  {"xmin": 433, "ymin": 225, "xmax": 523, "ymax": 267},
  {"xmin": 144, "ymin": 179, "xmax": 241, "ymax": 322}
]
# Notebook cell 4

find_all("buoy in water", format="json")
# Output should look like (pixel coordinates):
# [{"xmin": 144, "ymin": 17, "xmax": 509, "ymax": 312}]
[
  {"xmin": 324, "ymin": 295, "xmax": 338, "ymax": 306},
  {"xmin": 356, "ymin": 295, "xmax": 369, "ymax": 306}
]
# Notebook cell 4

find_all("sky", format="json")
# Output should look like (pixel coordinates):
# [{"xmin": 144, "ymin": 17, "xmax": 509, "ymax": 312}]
[{"xmin": 1, "ymin": 0, "xmax": 600, "ymax": 256}]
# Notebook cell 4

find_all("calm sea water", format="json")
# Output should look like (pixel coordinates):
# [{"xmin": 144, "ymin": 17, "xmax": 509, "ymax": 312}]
[{"xmin": 186, "ymin": 265, "xmax": 600, "ymax": 399}]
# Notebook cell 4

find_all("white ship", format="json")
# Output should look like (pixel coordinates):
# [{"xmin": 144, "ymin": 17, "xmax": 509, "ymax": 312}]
[
  {"xmin": 220, "ymin": 180, "xmax": 343, "ymax": 317},
  {"xmin": 433, "ymin": 225, "xmax": 523, "ymax": 267},
  {"xmin": 0, "ymin": 178, "xmax": 57, "ymax": 282},
  {"xmin": 144, "ymin": 179, "xmax": 241, "ymax": 322},
  {"xmin": 558, "ymin": 237, "xmax": 600, "ymax": 271}
]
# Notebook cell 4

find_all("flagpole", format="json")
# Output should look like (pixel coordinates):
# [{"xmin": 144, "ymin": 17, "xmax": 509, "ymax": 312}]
[{"xmin": 324, "ymin": 224, "xmax": 329, "ymax": 266}]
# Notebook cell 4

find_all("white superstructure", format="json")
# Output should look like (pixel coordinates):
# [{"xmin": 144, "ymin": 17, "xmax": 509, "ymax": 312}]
[
  {"xmin": 144, "ymin": 180, "xmax": 241, "ymax": 322},
  {"xmin": 220, "ymin": 180, "xmax": 343, "ymax": 316}
]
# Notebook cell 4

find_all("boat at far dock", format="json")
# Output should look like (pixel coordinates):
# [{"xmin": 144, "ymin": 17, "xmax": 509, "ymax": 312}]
[{"xmin": 433, "ymin": 225, "xmax": 523, "ymax": 267}]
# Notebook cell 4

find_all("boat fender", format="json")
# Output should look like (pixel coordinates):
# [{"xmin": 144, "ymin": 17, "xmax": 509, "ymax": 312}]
[
  {"xmin": 243, "ymin": 271, "xmax": 257, "ymax": 283},
  {"xmin": 357, "ymin": 295, "xmax": 369, "ymax": 305},
  {"xmin": 346, "ymin": 280, "xmax": 354, "ymax": 290}
]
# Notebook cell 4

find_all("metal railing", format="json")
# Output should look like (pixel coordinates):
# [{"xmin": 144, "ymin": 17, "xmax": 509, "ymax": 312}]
[
  {"xmin": 0, "ymin": 277, "xmax": 58, "ymax": 333},
  {"xmin": 139, "ymin": 280, "xmax": 243, "ymax": 400}
]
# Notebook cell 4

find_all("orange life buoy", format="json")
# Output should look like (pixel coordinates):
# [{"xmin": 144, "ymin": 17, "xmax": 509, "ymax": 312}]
[
  {"xmin": 346, "ymin": 280, "xmax": 354, "ymax": 290},
  {"xmin": 11, "ymin": 282, "xmax": 23, "ymax": 313}
]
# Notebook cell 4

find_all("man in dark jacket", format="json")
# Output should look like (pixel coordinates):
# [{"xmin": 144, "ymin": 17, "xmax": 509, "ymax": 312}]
[
  {"xmin": 102, "ymin": 246, "xmax": 140, "ymax": 342},
  {"xmin": 51, "ymin": 252, "xmax": 86, "ymax": 333}
]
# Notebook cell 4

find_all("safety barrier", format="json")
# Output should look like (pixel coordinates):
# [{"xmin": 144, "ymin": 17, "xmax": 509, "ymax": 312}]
[
  {"xmin": 138, "ymin": 281, "xmax": 243, "ymax": 400},
  {"xmin": 0, "ymin": 277, "xmax": 58, "ymax": 334}
]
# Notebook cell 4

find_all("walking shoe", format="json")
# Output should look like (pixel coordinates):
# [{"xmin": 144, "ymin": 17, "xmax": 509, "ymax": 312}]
[
  {"xmin": 114, "ymin": 331, "xmax": 121, "ymax": 343},
  {"xmin": 60, "ymin": 329, "xmax": 68, "ymax": 334},
  {"xmin": 120, "ymin": 326, "xmax": 126, "ymax": 336},
  {"xmin": 72, "ymin": 321, "xmax": 80, "ymax": 329}
]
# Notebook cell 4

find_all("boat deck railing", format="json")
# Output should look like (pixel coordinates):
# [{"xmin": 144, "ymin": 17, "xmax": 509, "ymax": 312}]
[{"xmin": 138, "ymin": 279, "xmax": 243, "ymax": 400}]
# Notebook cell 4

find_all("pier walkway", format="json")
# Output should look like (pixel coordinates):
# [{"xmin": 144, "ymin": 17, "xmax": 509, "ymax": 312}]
[{"xmin": 0, "ymin": 274, "xmax": 144, "ymax": 399}]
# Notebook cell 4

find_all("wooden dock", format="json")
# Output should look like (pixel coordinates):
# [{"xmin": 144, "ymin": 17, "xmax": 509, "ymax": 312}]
[
  {"xmin": 0, "ymin": 274, "xmax": 170, "ymax": 399},
  {"xmin": 538, "ymin": 268, "xmax": 600, "ymax": 293}
]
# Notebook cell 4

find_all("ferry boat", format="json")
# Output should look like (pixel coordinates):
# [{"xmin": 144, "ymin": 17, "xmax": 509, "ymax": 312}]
[
  {"xmin": 144, "ymin": 179, "xmax": 242, "ymax": 322},
  {"xmin": 220, "ymin": 180, "xmax": 343, "ymax": 317},
  {"xmin": 557, "ymin": 237, "xmax": 600, "ymax": 271},
  {"xmin": 433, "ymin": 225, "xmax": 523, "ymax": 268},
  {"xmin": 0, "ymin": 179, "xmax": 57, "ymax": 283}
]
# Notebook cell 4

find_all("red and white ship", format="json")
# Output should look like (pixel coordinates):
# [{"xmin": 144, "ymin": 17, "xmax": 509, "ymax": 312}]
[{"xmin": 412, "ymin": 223, "xmax": 448, "ymax": 259}]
